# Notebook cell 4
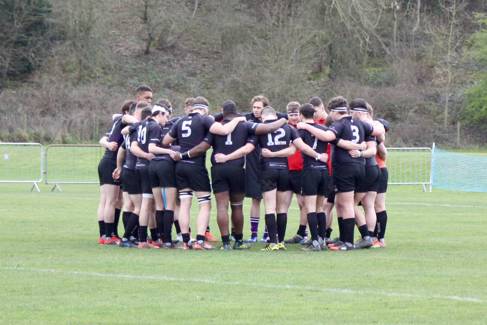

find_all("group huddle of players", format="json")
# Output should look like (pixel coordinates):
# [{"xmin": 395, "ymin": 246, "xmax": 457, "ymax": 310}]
[{"xmin": 96, "ymin": 85, "xmax": 390, "ymax": 252}]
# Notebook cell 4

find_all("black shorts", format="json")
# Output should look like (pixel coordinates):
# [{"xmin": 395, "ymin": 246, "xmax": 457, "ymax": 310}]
[
  {"xmin": 211, "ymin": 164, "xmax": 245, "ymax": 194},
  {"xmin": 333, "ymin": 163, "xmax": 365, "ymax": 193},
  {"xmin": 175, "ymin": 162, "xmax": 211, "ymax": 192},
  {"xmin": 356, "ymin": 165, "xmax": 380, "ymax": 193},
  {"xmin": 149, "ymin": 159, "xmax": 176, "ymax": 188},
  {"xmin": 261, "ymin": 168, "xmax": 290, "ymax": 192},
  {"xmin": 245, "ymin": 163, "xmax": 262, "ymax": 199},
  {"xmin": 136, "ymin": 165, "xmax": 152, "ymax": 195},
  {"xmin": 121, "ymin": 168, "xmax": 141, "ymax": 195},
  {"xmin": 289, "ymin": 170, "xmax": 303, "ymax": 195},
  {"xmin": 377, "ymin": 167, "xmax": 388, "ymax": 194},
  {"xmin": 327, "ymin": 189, "xmax": 336, "ymax": 204},
  {"xmin": 98, "ymin": 158, "xmax": 120, "ymax": 186},
  {"xmin": 302, "ymin": 168, "xmax": 329, "ymax": 196}
]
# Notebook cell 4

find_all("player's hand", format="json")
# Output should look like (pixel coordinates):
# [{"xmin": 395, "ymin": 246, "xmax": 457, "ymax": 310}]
[
  {"xmin": 349, "ymin": 149, "xmax": 361, "ymax": 158},
  {"xmin": 318, "ymin": 153, "xmax": 328, "ymax": 163},
  {"xmin": 261, "ymin": 148, "xmax": 274, "ymax": 158},
  {"xmin": 359, "ymin": 142, "xmax": 367, "ymax": 150},
  {"xmin": 146, "ymin": 153, "xmax": 155, "ymax": 160},
  {"xmin": 112, "ymin": 167, "xmax": 121, "ymax": 180},
  {"xmin": 107, "ymin": 142, "xmax": 118, "ymax": 151},
  {"xmin": 170, "ymin": 151, "xmax": 181, "ymax": 161},
  {"xmin": 214, "ymin": 153, "xmax": 228, "ymax": 163},
  {"xmin": 296, "ymin": 122, "xmax": 307, "ymax": 130}
]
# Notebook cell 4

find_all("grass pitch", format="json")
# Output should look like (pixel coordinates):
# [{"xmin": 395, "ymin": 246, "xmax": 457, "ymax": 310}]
[{"xmin": 1, "ymin": 184, "xmax": 486, "ymax": 324}]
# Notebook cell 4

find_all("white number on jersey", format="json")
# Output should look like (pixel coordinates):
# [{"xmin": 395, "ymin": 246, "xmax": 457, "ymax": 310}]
[
  {"xmin": 137, "ymin": 126, "xmax": 147, "ymax": 144},
  {"xmin": 225, "ymin": 133, "xmax": 233, "ymax": 145},
  {"xmin": 312, "ymin": 136, "xmax": 318, "ymax": 149},
  {"xmin": 267, "ymin": 128, "xmax": 286, "ymax": 146},
  {"xmin": 181, "ymin": 120, "xmax": 192, "ymax": 138},
  {"xmin": 351, "ymin": 125, "xmax": 360, "ymax": 144},
  {"xmin": 123, "ymin": 134, "xmax": 131, "ymax": 150}
]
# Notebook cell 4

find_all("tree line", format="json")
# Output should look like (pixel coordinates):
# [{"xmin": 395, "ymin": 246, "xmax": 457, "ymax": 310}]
[{"xmin": 1, "ymin": 0, "xmax": 487, "ymax": 146}]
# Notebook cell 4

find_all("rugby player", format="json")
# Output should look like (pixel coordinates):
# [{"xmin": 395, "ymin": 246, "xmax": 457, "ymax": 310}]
[
  {"xmin": 245, "ymin": 95, "xmax": 269, "ymax": 243},
  {"xmin": 97, "ymin": 101, "xmax": 132, "ymax": 245},
  {"xmin": 283, "ymin": 101, "xmax": 309, "ymax": 244},
  {"xmin": 163, "ymin": 96, "xmax": 246, "ymax": 250},
  {"xmin": 115, "ymin": 103, "xmax": 153, "ymax": 247},
  {"xmin": 297, "ymin": 96, "xmax": 377, "ymax": 251},
  {"xmin": 348, "ymin": 99, "xmax": 385, "ymax": 249},
  {"xmin": 200, "ymin": 100, "xmax": 287, "ymax": 250},
  {"xmin": 374, "ymin": 118, "xmax": 390, "ymax": 248},
  {"xmin": 129, "ymin": 103, "xmax": 160, "ymax": 248},
  {"xmin": 148, "ymin": 100, "xmax": 179, "ymax": 248}
]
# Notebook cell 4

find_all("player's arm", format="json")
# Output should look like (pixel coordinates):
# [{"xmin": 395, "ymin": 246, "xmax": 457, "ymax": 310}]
[
  {"xmin": 122, "ymin": 114, "xmax": 138, "ymax": 125},
  {"xmin": 214, "ymin": 143, "xmax": 255, "ymax": 163},
  {"xmin": 261, "ymin": 144, "xmax": 296, "ymax": 158},
  {"xmin": 209, "ymin": 116, "xmax": 246, "ymax": 135},
  {"xmin": 370, "ymin": 120, "xmax": 385, "ymax": 137},
  {"xmin": 377, "ymin": 141, "xmax": 387, "ymax": 160},
  {"xmin": 297, "ymin": 122, "xmax": 336, "ymax": 142},
  {"xmin": 130, "ymin": 141, "xmax": 154, "ymax": 160},
  {"xmin": 337, "ymin": 139, "xmax": 367, "ymax": 150},
  {"xmin": 349, "ymin": 140, "xmax": 377, "ymax": 158},
  {"xmin": 292, "ymin": 138, "xmax": 327, "ymax": 162},
  {"xmin": 121, "ymin": 125, "xmax": 131, "ymax": 136},
  {"xmin": 148, "ymin": 143, "xmax": 175, "ymax": 156},
  {"xmin": 113, "ymin": 147, "xmax": 125, "ymax": 180},
  {"xmin": 253, "ymin": 118, "xmax": 287, "ymax": 135},
  {"xmin": 99, "ymin": 135, "xmax": 118, "ymax": 151}
]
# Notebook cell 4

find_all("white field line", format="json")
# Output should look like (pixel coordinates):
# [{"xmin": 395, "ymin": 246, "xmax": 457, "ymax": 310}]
[{"xmin": 2, "ymin": 266, "xmax": 483, "ymax": 304}]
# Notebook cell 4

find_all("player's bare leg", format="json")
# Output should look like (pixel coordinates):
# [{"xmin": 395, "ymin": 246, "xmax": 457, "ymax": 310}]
[
  {"xmin": 230, "ymin": 192, "xmax": 247, "ymax": 249},
  {"xmin": 194, "ymin": 191, "xmax": 212, "ymax": 250},
  {"xmin": 97, "ymin": 188, "xmax": 106, "ymax": 243},
  {"xmin": 276, "ymin": 190, "xmax": 292, "ymax": 248}
]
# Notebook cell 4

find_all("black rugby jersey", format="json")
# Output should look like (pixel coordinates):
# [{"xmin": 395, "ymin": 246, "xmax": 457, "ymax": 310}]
[
  {"xmin": 329, "ymin": 116, "xmax": 375, "ymax": 166},
  {"xmin": 134, "ymin": 118, "xmax": 159, "ymax": 168},
  {"xmin": 298, "ymin": 123, "xmax": 329, "ymax": 169},
  {"xmin": 103, "ymin": 116, "xmax": 125, "ymax": 160},
  {"xmin": 148, "ymin": 119, "xmax": 177, "ymax": 161},
  {"xmin": 122, "ymin": 123, "xmax": 139, "ymax": 170},
  {"xmin": 168, "ymin": 112, "xmax": 215, "ymax": 166},
  {"xmin": 258, "ymin": 121, "xmax": 299, "ymax": 170},
  {"xmin": 206, "ymin": 120, "xmax": 258, "ymax": 167}
]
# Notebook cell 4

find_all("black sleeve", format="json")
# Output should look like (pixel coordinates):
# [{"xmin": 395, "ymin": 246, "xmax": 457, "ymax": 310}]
[
  {"xmin": 107, "ymin": 118, "xmax": 123, "ymax": 144},
  {"xmin": 290, "ymin": 127, "xmax": 299, "ymax": 141},
  {"xmin": 245, "ymin": 121, "xmax": 258, "ymax": 135},
  {"xmin": 213, "ymin": 113, "xmax": 224, "ymax": 122},
  {"xmin": 148, "ymin": 124, "xmax": 162, "ymax": 144},
  {"xmin": 203, "ymin": 115, "xmax": 215, "ymax": 130},
  {"xmin": 328, "ymin": 121, "xmax": 342, "ymax": 137},
  {"xmin": 277, "ymin": 112, "xmax": 288, "ymax": 120},
  {"xmin": 247, "ymin": 135, "xmax": 257, "ymax": 145},
  {"xmin": 204, "ymin": 132, "xmax": 214, "ymax": 145},
  {"xmin": 168, "ymin": 119, "xmax": 181, "ymax": 138}
]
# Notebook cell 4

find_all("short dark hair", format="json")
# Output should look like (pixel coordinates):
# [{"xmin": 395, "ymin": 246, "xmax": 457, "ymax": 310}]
[
  {"xmin": 222, "ymin": 100, "xmax": 237, "ymax": 116},
  {"xmin": 327, "ymin": 96, "xmax": 348, "ymax": 113},
  {"xmin": 286, "ymin": 101, "xmax": 300, "ymax": 114},
  {"xmin": 121, "ymin": 100, "xmax": 136, "ymax": 115},
  {"xmin": 309, "ymin": 96, "xmax": 323, "ymax": 108},
  {"xmin": 136, "ymin": 85, "xmax": 153, "ymax": 94},
  {"xmin": 350, "ymin": 98, "xmax": 368, "ymax": 112},
  {"xmin": 141, "ymin": 107, "xmax": 152, "ymax": 120},
  {"xmin": 300, "ymin": 103, "xmax": 316, "ymax": 119},
  {"xmin": 135, "ymin": 101, "xmax": 151, "ymax": 110}
]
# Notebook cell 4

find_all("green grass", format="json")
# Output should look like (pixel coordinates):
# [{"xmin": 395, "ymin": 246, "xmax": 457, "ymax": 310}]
[{"xmin": 1, "ymin": 184, "xmax": 486, "ymax": 324}]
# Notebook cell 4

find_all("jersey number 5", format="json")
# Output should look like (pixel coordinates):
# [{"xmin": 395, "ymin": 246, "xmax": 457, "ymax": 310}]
[{"xmin": 182, "ymin": 120, "xmax": 192, "ymax": 138}]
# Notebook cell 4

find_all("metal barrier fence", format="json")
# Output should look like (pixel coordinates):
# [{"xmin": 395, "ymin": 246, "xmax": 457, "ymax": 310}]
[
  {"xmin": 0, "ymin": 142, "xmax": 43, "ymax": 192},
  {"xmin": 387, "ymin": 144, "xmax": 433, "ymax": 192},
  {"xmin": 1, "ymin": 142, "xmax": 435, "ymax": 192}
]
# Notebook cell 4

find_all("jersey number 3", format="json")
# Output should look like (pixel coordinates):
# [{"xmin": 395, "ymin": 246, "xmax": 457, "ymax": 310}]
[{"xmin": 351, "ymin": 125, "xmax": 360, "ymax": 144}]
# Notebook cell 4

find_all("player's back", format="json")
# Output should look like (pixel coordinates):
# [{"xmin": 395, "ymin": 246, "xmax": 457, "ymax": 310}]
[
  {"xmin": 210, "ymin": 120, "xmax": 257, "ymax": 166},
  {"xmin": 258, "ymin": 122, "xmax": 298, "ymax": 169},
  {"xmin": 330, "ymin": 116, "xmax": 373, "ymax": 166}
]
